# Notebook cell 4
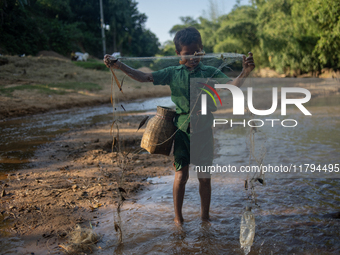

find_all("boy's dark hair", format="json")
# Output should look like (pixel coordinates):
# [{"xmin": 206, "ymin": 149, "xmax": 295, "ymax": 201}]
[{"xmin": 173, "ymin": 27, "xmax": 203, "ymax": 52}]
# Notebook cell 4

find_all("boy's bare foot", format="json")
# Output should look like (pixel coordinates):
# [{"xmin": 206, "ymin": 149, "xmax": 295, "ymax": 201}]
[
  {"xmin": 174, "ymin": 217, "xmax": 184, "ymax": 225},
  {"xmin": 201, "ymin": 219, "xmax": 212, "ymax": 227},
  {"xmin": 201, "ymin": 217, "xmax": 210, "ymax": 222},
  {"xmin": 201, "ymin": 216, "xmax": 211, "ymax": 226}
]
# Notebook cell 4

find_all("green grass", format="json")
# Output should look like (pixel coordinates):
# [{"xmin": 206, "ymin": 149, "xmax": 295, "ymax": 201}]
[
  {"xmin": 73, "ymin": 61, "xmax": 109, "ymax": 71},
  {"xmin": 0, "ymin": 85, "xmax": 66, "ymax": 97},
  {"xmin": 0, "ymin": 82, "xmax": 102, "ymax": 97}
]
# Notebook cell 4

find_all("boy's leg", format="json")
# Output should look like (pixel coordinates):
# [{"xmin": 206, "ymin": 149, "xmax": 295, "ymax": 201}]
[
  {"xmin": 173, "ymin": 165, "xmax": 189, "ymax": 224},
  {"xmin": 198, "ymin": 177, "xmax": 211, "ymax": 221},
  {"xmin": 173, "ymin": 129, "xmax": 190, "ymax": 224},
  {"xmin": 192, "ymin": 127, "xmax": 214, "ymax": 221}
]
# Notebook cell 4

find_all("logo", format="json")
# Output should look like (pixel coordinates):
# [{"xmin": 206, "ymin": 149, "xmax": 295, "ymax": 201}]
[
  {"xmin": 198, "ymin": 82, "xmax": 222, "ymax": 115},
  {"xmin": 198, "ymin": 82, "xmax": 223, "ymax": 106},
  {"xmin": 200, "ymin": 84, "xmax": 312, "ymax": 128}
]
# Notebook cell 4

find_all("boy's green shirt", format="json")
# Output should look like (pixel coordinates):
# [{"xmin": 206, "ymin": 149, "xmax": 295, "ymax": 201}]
[{"xmin": 152, "ymin": 62, "xmax": 232, "ymax": 132}]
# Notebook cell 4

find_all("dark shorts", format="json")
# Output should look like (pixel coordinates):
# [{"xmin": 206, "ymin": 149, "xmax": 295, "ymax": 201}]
[{"xmin": 173, "ymin": 127, "xmax": 214, "ymax": 171}]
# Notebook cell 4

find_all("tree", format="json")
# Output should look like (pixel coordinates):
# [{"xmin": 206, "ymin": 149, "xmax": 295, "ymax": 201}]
[
  {"xmin": 213, "ymin": 5, "xmax": 258, "ymax": 53},
  {"xmin": 0, "ymin": 1, "xmax": 49, "ymax": 55},
  {"xmin": 197, "ymin": 17, "xmax": 220, "ymax": 53},
  {"xmin": 202, "ymin": 0, "xmax": 225, "ymax": 23},
  {"xmin": 169, "ymin": 16, "xmax": 200, "ymax": 36},
  {"xmin": 309, "ymin": 0, "xmax": 340, "ymax": 70},
  {"xmin": 0, "ymin": 0, "xmax": 160, "ymax": 57},
  {"xmin": 104, "ymin": 0, "xmax": 159, "ymax": 57},
  {"xmin": 255, "ymin": 0, "xmax": 322, "ymax": 74},
  {"xmin": 159, "ymin": 40, "xmax": 176, "ymax": 56}
]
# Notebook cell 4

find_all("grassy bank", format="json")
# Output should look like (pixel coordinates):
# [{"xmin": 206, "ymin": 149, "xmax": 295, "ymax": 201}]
[
  {"xmin": 0, "ymin": 55, "xmax": 171, "ymax": 120},
  {"xmin": 0, "ymin": 82, "xmax": 102, "ymax": 97}
]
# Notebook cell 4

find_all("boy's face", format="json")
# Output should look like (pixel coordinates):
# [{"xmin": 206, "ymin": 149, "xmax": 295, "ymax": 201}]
[{"xmin": 176, "ymin": 43, "xmax": 203, "ymax": 69}]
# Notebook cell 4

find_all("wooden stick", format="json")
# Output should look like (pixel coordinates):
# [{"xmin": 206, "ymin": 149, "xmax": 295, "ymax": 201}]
[{"xmin": 110, "ymin": 68, "xmax": 124, "ymax": 94}]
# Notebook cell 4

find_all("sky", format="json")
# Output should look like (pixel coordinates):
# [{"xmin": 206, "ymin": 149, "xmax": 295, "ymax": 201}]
[{"xmin": 136, "ymin": 0, "xmax": 249, "ymax": 45}]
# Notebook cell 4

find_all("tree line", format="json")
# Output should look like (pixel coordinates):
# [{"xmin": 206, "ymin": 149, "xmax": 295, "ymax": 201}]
[
  {"xmin": 1, "ymin": 0, "xmax": 339, "ymax": 75},
  {"xmin": 166, "ymin": 0, "xmax": 340, "ymax": 75},
  {"xmin": 0, "ymin": 0, "xmax": 159, "ymax": 58}
]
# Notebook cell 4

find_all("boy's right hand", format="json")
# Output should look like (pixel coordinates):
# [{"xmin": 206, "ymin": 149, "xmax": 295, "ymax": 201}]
[{"xmin": 104, "ymin": 54, "xmax": 119, "ymax": 69}]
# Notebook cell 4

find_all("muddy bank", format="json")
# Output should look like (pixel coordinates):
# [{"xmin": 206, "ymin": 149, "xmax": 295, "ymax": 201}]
[
  {"xmin": 0, "ymin": 55, "xmax": 170, "ymax": 120},
  {"xmin": 0, "ymin": 114, "xmax": 174, "ymax": 252}
]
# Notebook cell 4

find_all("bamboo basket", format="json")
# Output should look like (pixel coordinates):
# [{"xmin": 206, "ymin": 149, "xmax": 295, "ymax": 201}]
[{"xmin": 141, "ymin": 106, "xmax": 176, "ymax": 156}]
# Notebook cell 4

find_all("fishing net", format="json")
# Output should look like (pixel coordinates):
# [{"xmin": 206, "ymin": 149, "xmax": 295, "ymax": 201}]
[
  {"xmin": 107, "ymin": 51, "xmax": 340, "ymax": 252},
  {"xmin": 60, "ymin": 224, "xmax": 100, "ymax": 254},
  {"xmin": 107, "ymin": 52, "xmax": 258, "ymax": 246}
]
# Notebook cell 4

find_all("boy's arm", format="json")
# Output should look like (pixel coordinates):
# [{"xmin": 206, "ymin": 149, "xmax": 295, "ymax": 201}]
[
  {"xmin": 104, "ymin": 54, "xmax": 154, "ymax": 83},
  {"xmin": 227, "ymin": 52, "xmax": 255, "ymax": 88}
]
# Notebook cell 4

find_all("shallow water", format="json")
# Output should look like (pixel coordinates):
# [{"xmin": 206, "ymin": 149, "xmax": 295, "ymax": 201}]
[
  {"xmin": 2, "ymin": 174, "xmax": 340, "ymax": 254},
  {"xmin": 0, "ymin": 96, "xmax": 174, "ymax": 174},
  {"xmin": 1, "ymin": 91, "xmax": 340, "ymax": 254},
  {"xmin": 213, "ymin": 94, "xmax": 340, "ymax": 179},
  {"xmin": 91, "ymin": 174, "xmax": 340, "ymax": 255},
  {"xmin": 93, "ymin": 93, "xmax": 340, "ymax": 254}
]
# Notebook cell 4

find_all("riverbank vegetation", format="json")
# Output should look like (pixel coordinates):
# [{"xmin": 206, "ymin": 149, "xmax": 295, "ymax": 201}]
[
  {"xmin": 1, "ymin": 0, "xmax": 339, "ymax": 76},
  {"xmin": 164, "ymin": 0, "xmax": 340, "ymax": 76},
  {"xmin": 0, "ymin": 0, "xmax": 160, "ymax": 58}
]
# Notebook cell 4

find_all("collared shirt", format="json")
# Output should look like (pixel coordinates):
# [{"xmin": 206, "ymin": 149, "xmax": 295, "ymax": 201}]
[{"xmin": 152, "ymin": 62, "xmax": 232, "ymax": 132}]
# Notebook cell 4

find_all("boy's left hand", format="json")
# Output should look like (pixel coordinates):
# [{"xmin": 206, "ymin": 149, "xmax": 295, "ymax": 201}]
[{"xmin": 242, "ymin": 52, "xmax": 255, "ymax": 74}]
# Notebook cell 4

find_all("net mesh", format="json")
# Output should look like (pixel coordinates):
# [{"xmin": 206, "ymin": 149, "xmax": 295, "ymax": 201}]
[{"xmin": 108, "ymin": 52, "xmax": 261, "ymax": 247}]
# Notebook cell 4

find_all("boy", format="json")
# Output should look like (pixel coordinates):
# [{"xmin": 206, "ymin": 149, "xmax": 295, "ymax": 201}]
[{"xmin": 104, "ymin": 27, "xmax": 255, "ymax": 224}]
